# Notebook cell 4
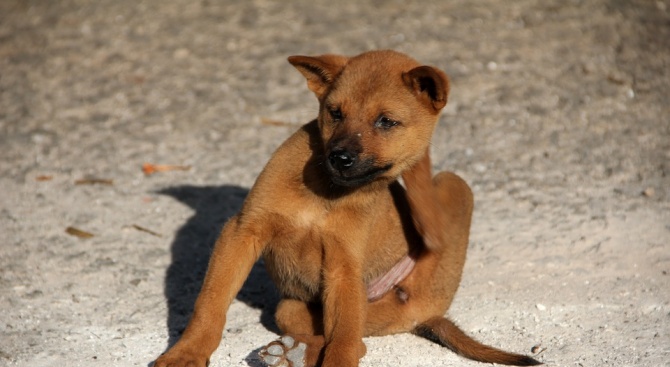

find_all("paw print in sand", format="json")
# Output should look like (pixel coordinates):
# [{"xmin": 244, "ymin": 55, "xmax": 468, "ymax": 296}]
[{"xmin": 259, "ymin": 335, "xmax": 307, "ymax": 367}]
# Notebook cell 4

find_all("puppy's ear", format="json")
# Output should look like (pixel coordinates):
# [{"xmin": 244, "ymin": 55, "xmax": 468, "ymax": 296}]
[
  {"xmin": 403, "ymin": 66, "xmax": 450, "ymax": 112},
  {"xmin": 288, "ymin": 54, "xmax": 349, "ymax": 98}
]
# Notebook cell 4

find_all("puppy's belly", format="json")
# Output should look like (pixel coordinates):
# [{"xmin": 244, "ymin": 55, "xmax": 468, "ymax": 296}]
[
  {"xmin": 263, "ymin": 235, "xmax": 324, "ymax": 302},
  {"xmin": 263, "ymin": 240, "xmax": 410, "ymax": 303}
]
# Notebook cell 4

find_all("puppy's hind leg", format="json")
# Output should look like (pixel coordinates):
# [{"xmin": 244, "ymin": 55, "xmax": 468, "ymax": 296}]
[{"xmin": 415, "ymin": 174, "xmax": 541, "ymax": 366}]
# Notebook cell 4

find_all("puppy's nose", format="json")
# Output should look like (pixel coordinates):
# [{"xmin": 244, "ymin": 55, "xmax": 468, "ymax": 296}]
[{"xmin": 328, "ymin": 149, "xmax": 356, "ymax": 171}]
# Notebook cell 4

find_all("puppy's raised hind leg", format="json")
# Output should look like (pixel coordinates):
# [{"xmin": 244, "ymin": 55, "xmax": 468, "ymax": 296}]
[{"xmin": 401, "ymin": 150, "xmax": 447, "ymax": 252}]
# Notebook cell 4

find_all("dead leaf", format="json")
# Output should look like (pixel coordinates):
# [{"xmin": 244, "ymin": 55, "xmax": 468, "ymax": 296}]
[
  {"xmin": 65, "ymin": 227, "xmax": 94, "ymax": 239},
  {"xmin": 142, "ymin": 163, "xmax": 191, "ymax": 175}
]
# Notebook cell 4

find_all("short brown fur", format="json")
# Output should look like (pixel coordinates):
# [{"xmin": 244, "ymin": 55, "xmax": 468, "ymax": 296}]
[{"xmin": 154, "ymin": 50, "xmax": 540, "ymax": 367}]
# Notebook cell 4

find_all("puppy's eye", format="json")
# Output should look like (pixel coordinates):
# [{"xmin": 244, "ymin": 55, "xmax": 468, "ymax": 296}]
[
  {"xmin": 375, "ymin": 115, "xmax": 398, "ymax": 129},
  {"xmin": 329, "ymin": 108, "xmax": 343, "ymax": 122}
]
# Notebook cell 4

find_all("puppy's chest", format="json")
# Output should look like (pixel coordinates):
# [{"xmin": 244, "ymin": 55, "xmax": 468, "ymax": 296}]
[
  {"xmin": 263, "ymin": 212, "xmax": 328, "ymax": 299},
  {"xmin": 264, "ymin": 203, "xmax": 364, "ymax": 296}
]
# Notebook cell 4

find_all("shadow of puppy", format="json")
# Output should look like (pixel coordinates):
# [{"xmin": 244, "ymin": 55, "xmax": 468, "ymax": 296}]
[{"xmin": 158, "ymin": 185, "xmax": 280, "ymax": 349}]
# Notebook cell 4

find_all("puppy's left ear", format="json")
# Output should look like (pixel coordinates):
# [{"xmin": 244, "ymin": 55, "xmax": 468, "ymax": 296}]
[
  {"xmin": 288, "ymin": 54, "xmax": 349, "ymax": 99},
  {"xmin": 403, "ymin": 66, "xmax": 450, "ymax": 112}
]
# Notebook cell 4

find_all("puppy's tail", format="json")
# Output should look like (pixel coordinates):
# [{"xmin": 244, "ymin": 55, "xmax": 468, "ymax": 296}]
[{"xmin": 413, "ymin": 317, "xmax": 542, "ymax": 366}]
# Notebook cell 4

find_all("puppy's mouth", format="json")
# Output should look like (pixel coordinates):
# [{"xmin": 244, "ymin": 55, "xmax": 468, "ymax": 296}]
[{"xmin": 325, "ymin": 158, "xmax": 392, "ymax": 188}]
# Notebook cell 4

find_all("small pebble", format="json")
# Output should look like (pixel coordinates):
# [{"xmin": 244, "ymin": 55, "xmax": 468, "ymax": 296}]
[
  {"xmin": 536, "ymin": 303, "xmax": 547, "ymax": 311},
  {"xmin": 173, "ymin": 48, "xmax": 190, "ymax": 59},
  {"xmin": 474, "ymin": 163, "xmax": 487, "ymax": 173},
  {"xmin": 642, "ymin": 187, "xmax": 655, "ymax": 197}
]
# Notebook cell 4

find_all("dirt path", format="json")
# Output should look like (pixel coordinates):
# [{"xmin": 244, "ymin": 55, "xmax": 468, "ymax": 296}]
[{"xmin": 1, "ymin": 1, "xmax": 668, "ymax": 366}]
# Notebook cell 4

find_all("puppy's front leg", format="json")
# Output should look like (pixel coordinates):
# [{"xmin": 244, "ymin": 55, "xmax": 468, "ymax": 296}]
[
  {"xmin": 154, "ymin": 216, "xmax": 267, "ymax": 367},
  {"xmin": 321, "ymin": 240, "xmax": 367, "ymax": 367}
]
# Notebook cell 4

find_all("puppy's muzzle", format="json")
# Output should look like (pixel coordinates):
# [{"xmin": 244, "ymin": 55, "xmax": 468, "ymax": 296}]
[
  {"xmin": 325, "ymin": 148, "xmax": 392, "ymax": 188},
  {"xmin": 328, "ymin": 149, "xmax": 356, "ymax": 171}
]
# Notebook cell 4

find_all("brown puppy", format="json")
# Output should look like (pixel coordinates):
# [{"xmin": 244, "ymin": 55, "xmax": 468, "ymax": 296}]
[{"xmin": 154, "ymin": 50, "xmax": 540, "ymax": 367}]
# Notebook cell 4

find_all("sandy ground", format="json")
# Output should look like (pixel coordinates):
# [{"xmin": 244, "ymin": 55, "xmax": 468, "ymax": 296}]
[{"xmin": 1, "ymin": 1, "xmax": 669, "ymax": 366}]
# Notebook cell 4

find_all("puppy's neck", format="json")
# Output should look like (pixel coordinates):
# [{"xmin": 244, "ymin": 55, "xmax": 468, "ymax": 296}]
[{"xmin": 310, "ymin": 175, "xmax": 392, "ymax": 213}]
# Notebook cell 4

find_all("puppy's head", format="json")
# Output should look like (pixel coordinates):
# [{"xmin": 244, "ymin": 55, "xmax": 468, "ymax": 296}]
[{"xmin": 289, "ymin": 50, "xmax": 449, "ymax": 188}]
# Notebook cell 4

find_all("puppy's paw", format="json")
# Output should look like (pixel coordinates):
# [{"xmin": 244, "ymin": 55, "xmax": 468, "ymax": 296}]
[
  {"xmin": 154, "ymin": 351, "xmax": 209, "ymax": 367},
  {"xmin": 259, "ymin": 335, "xmax": 307, "ymax": 367}
]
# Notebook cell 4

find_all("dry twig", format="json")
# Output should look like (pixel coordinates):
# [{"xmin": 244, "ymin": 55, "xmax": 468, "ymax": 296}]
[
  {"xmin": 75, "ymin": 178, "xmax": 114, "ymax": 185},
  {"xmin": 130, "ymin": 224, "xmax": 162, "ymax": 237}
]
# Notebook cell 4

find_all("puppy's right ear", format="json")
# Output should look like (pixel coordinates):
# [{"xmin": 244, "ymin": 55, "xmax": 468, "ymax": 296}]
[
  {"xmin": 288, "ymin": 54, "xmax": 349, "ymax": 98},
  {"xmin": 402, "ymin": 65, "xmax": 449, "ymax": 112}
]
